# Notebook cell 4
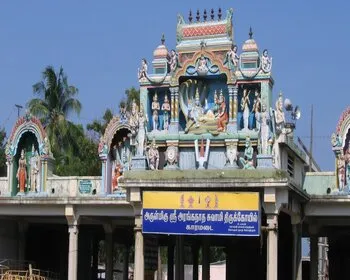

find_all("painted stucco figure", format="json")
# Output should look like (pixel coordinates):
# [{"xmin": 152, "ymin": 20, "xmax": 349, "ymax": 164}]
[
  {"xmin": 151, "ymin": 92, "xmax": 160, "ymax": 131},
  {"xmin": 136, "ymin": 106, "xmax": 147, "ymax": 156},
  {"xmin": 261, "ymin": 49, "xmax": 272, "ymax": 73},
  {"xmin": 241, "ymin": 88, "xmax": 251, "ymax": 131},
  {"xmin": 275, "ymin": 92, "xmax": 285, "ymax": 133},
  {"xmin": 217, "ymin": 90, "xmax": 228, "ymax": 132},
  {"xmin": 162, "ymin": 95, "xmax": 171, "ymax": 131},
  {"xmin": 224, "ymin": 44, "xmax": 239, "ymax": 71},
  {"xmin": 30, "ymin": 147, "xmax": 40, "ymax": 192},
  {"xmin": 253, "ymin": 89, "xmax": 261, "ymax": 131},
  {"xmin": 240, "ymin": 137, "xmax": 255, "ymax": 169},
  {"xmin": 17, "ymin": 149, "xmax": 27, "ymax": 193},
  {"xmin": 260, "ymin": 104, "xmax": 270, "ymax": 155},
  {"xmin": 168, "ymin": 49, "xmax": 180, "ymax": 73},
  {"xmin": 147, "ymin": 138, "xmax": 159, "ymax": 170},
  {"xmin": 138, "ymin": 58, "xmax": 148, "ymax": 80}
]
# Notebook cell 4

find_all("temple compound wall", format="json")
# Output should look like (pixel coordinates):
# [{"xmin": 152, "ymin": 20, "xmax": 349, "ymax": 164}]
[{"xmin": 0, "ymin": 7, "xmax": 338, "ymax": 280}]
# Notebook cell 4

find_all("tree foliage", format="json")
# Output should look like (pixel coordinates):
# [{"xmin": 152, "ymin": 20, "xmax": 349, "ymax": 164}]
[
  {"xmin": 123, "ymin": 87, "xmax": 140, "ymax": 110},
  {"xmin": 87, "ymin": 108, "xmax": 113, "ymax": 140}
]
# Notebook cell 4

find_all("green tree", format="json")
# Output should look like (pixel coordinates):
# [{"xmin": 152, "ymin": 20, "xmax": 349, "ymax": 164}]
[
  {"xmin": 87, "ymin": 108, "xmax": 113, "ymax": 140},
  {"xmin": 123, "ymin": 87, "xmax": 140, "ymax": 110},
  {"xmin": 27, "ymin": 66, "xmax": 82, "ymax": 156},
  {"xmin": 0, "ymin": 129, "xmax": 6, "ymax": 177}
]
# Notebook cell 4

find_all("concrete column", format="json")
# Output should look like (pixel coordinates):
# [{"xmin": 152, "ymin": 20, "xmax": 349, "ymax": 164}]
[
  {"xmin": 174, "ymin": 87, "xmax": 179, "ymax": 123},
  {"xmin": 228, "ymin": 85, "xmax": 234, "ymax": 122},
  {"xmin": 105, "ymin": 231, "xmax": 114, "ymax": 280},
  {"xmin": 123, "ymin": 245, "xmax": 130, "ymax": 280},
  {"xmin": 292, "ymin": 223, "xmax": 302, "ymax": 280},
  {"xmin": 202, "ymin": 237, "xmax": 210, "ymax": 280},
  {"xmin": 134, "ymin": 224, "xmax": 144, "ymax": 280},
  {"xmin": 167, "ymin": 243, "xmax": 174, "ymax": 280},
  {"xmin": 175, "ymin": 236, "xmax": 184, "ymax": 280},
  {"xmin": 170, "ymin": 87, "xmax": 175, "ymax": 122},
  {"xmin": 192, "ymin": 244, "xmax": 199, "ymax": 280},
  {"xmin": 267, "ymin": 215, "xmax": 278, "ymax": 280},
  {"xmin": 68, "ymin": 224, "xmax": 79, "ymax": 280},
  {"xmin": 310, "ymin": 235, "xmax": 319, "ymax": 280}
]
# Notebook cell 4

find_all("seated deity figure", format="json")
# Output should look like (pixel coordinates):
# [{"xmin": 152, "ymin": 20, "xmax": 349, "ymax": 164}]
[
  {"xmin": 241, "ymin": 88, "xmax": 251, "ymax": 131},
  {"xmin": 138, "ymin": 58, "xmax": 148, "ymax": 79},
  {"xmin": 16, "ymin": 149, "xmax": 27, "ymax": 193},
  {"xmin": 224, "ymin": 44, "xmax": 239, "ymax": 70},
  {"xmin": 147, "ymin": 138, "xmax": 159, "ymax": 170},
  {"xmin": 239, "ymin": 137, "xmax": 255, "ymax": 169},
  {"xmin": 197, "ymin": 55, "xmax": 209, "ymax": 75},
  {"xmin": 188, "ymin": 91, "xmax": 204, "ymax": 128},
  {"xmin": 217, "ymin": 90, "xmax": 228, "ymax": 132},
  {"xmin": 151, "ymin": 92, "xmax": 160, "ymax": 131},
  {"xmin": 161, "ymin": 95, "xmax": 171, "ymax": 131},
  {"xmin": 261, "ymin": 49, "xmax": 272, "ymax": 73},
  {"xmin": 275, "ymin": 92, "xmax": 285, "ymax": 133},
  {"xmin": 252, "ymin": 89, "xmax": 261, "ymax": 131}
]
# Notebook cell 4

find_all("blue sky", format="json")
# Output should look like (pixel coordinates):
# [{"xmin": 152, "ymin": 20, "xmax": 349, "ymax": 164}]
[{"xmin": 0, "ymin": 1, "xmax": 349, "ymax": 171}]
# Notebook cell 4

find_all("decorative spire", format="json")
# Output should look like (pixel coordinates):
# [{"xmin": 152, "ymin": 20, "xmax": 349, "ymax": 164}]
[
  {"xmin": 161, "ymin": 34, "xmax": 165, "ymax": 45},
  {"xmin": 196, "ymin": 9, "xmax": 200, "ymax": 22},
  {"xmin": 218, "ymin": 8, "xmax": 222, "ymax": 20},
  {"xmin": 249, "ymin": 27, "xmax": 253, "ymax": 39},
  {"xmin": 189, "ymin": 10, "xmax": 193, "ymax": 23},
  {"xmin": 210, "ymin": 8, "xmax": 214, "ymax": 20},
  {"xmin": 203, "ymin": 9, "xmax": 207, "ymax": 21}
]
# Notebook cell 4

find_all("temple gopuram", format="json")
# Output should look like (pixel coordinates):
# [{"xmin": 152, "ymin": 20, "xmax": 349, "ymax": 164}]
[{"xmin": 0, "ymin": 7, "xmax": 348, "ymax": 280}]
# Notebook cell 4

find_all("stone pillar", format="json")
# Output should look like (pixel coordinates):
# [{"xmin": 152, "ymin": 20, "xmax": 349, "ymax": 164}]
[
  {"xmin": 202, "ymin": 237, "xmax": 210, "ymax": 280},
  {"xmin": 169, "ymin": 87, "xmax": 179, "ymax": 134},
  {"xmin": 123, "ymin": 245, "xmax": 130, "ymax": 280},
  {"xmin": 292, "ymin": 223, "xmax": 302, "ymax": 280},
  {"xmin": 192, "ymin": 244, "xmax": 199, "ymax": 280},
  {"xmin": 134, "ymin": 217, "xmax": 144, "ymax": 280},
  {"xmin": 7, "ymin": 159, "xmax": 13, "ymax": 195},
  {"xmin": 310, "ymin": 235, "xmax": 319, "ymax": 280},
  {"xmin": 267, "ymin": 215, "xmax": 278, "ymax": 280},
  {"xmin": 167, "ymin": 243, "xmax": 174, "ymax": 280},
  {"xmin": 68, "ymin": 223, "xmax": 79, "ymax": 280},
  {"xmin": 175, "ymin": 236, "xmax": 184, "ymax": 280},
  {"xmin": 227, "ymin": 85, "xmax": 238, "ymax": 133},
  {"xmin": 100, "ymin": 159, "xmax": 107, "ymax": 195},
  {"xmin": 104, "ymin": 225, "xmax": 114, "ymax": 280}
]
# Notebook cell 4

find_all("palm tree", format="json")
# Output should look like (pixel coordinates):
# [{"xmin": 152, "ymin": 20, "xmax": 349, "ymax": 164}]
[{"xmin": 27, "ymin": 66, "xmax": 82, "ymax": 155}]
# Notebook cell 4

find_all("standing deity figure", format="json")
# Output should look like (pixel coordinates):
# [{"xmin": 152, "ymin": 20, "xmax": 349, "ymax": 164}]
[
  {"xmin": 152, "ymin": 92, "xmax": 160, "ymax": 131},
  {"xmin": 138, "ymin": 58, "xmax": 148, "ymax": 79},
  {"xmin": 260, "ymin": 104, "xmax": 270, "ymax": 155},
  {"xmin": 212, "ymin": 90, "xmax": 219, "ymax": 117},
  {"xmin": 338, "ymin": 155, "xmax": 346, "ymax": 191},
  {"xmin": 161, "ymin": 94, "xmax": 171, "ymax": 131},
  {"xmin": 120, "ymin": 137, "xmax": 131, "ymax": 171},
  {"xmin": 129, "ymin": 99, "xmax": 139, "ymax": 146},
  {"xmin": 30, "ymin": 146, "xmax": 40, "ymax": 192},
  {"xmin": 217, "ymin": 90, "xmax": 228, "ymax": 132},
  {"xmin": 17, "ymin": 149, "xmax": 27, "ymax": 193},
  {"xmin": 136, "ymin": 106, "xmax": 147, "ymax": 156},
  {"xmin": 275, "ymin": 92, "xmax": 285, "ymax": 133},
  {"xmin": 167, "ymin": 49, "xmax": 180, "ymax": 73},
  {"xmin": 224, "ymin": 44, "xmax": 239, "ymax": 70},
  {"xmin": 111, "ymin": 163, "xmax": 122, "ymax": 192},
  {"xmin": 240, "ymin": 137, "xmax": 255, "ymax": 169},
  {"xmin": 148, "ymin": 138, "xmax": 159, "ymax": 170},
  {"xmin": 253, "ymin": 90, "xmax": 261, "ymax": 131},
  {"xmin": 261, "ymin": 49, "xmax": 272, "ymax": 73},
  {"xmin": 190, "ymin": 90, "xmax": 204, "ymax": 127},
  {"xmin": 119, "ymin": 103, "xmax": 128, "ymax": 124},
  {"xmin": 241, "ymin": 88, "xmax": 251, "ymax": 131}
]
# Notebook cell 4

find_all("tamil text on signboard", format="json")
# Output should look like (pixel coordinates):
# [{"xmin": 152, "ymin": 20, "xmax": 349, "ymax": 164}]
[{"xmin": 142, "ymin": 191, "xmax": 260, "ymax": 236}]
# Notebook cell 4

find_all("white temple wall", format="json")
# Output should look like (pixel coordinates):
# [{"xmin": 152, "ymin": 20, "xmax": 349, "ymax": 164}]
[{"xmin": 0, "ymin": 178, "xmax": 7, "ymax": 196}]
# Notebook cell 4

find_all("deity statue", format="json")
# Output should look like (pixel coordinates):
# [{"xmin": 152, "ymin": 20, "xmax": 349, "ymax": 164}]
[
  {"xmin": 167, "ymin": 49, "xmax": 180, "ymax": 73},
  {"xmin": 136, "ymin": 106, "xmax": 147, "ymax": 156},
  {"xmin": 30, "ymin": 146, "xmax": 40, "ymax": 192},
  {"xmin": 197, "ymin": 55, "xmax": 209, "ymax": 75},
  {"xmin": 147, "ymin": 138, "xmax": 159, "ymax": 170},
  {"xmin": 225, "ymin": 143, "xmax": 237, "ymax": 166},
  {"xmin": 275, "ymin": 92, "xmax": 285, "ymax": 133},
  {"xmin": 239, "ymin": 137, "xmax": 255, "ymax": 169},
  {"xmin": 161, "ymin": 94, "xmax": 171, "ymax": 131},
  {"xmin": 138, "ymin": 58, "xmax": 148, "ymax": 80},
  {"xmin": 252, "ymin": 89, "xmax": 261, "ymax": 131},
  {"xmin": 217, "ymin": 90, "xmax": 228, "ymax": 132},
  {"xmin": 187, "ymin": 90, "xmax": 204, "ymax": 130},
  {"xmin": 331, "ymin": 133, "xmax": 343, "ymax": 148},
  {"xmin": 111, "ymin": 163, "xmax": 122, "ymax": 192},
  {"xmin": 120, "ymin": 137, "xmax": 131, "ymax": 171},
  {"xmin": 16, "ymin": 149, "xmax": 27, "ymax": 193},
  {"xmin": 261, "ymin": 49, "xmax": 272, "ymax": 73},
  {"xmin": 129, "ymin": 99, "xmax": 139, "ymax": 144},
  {"xmin": 260, "ymin": 104, "xmax": 270, "ymax": 155},
  {"xmin": 212, "ymin": 90, "xmax": 219, "ymax": 117},
  {"xmin": 224, "ymin": 44, "xmax": 239, "ymax": 71},
  {"xmin": 41, "ymin": 137, "xmax": 51, "ymax": 156},
  {"xmin": 241, "ymin": 88, "xmax": 251, "ymax": 131},
  {"xmin": 151, "ymin": 92, "xmax": 160, "ymax": 131},
  {"xmin": 98, "ymin": 137, "xmax": 108, "ymax": 157},
  {"xmin": 338, "ymin": 155, "xmax": 346, "ymax": 191}
]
